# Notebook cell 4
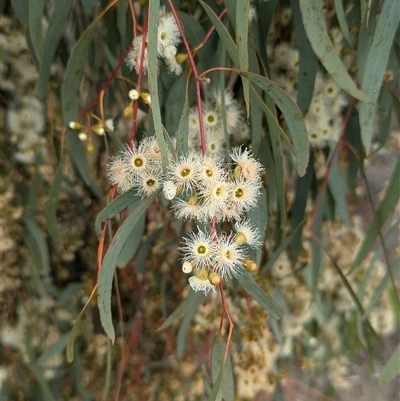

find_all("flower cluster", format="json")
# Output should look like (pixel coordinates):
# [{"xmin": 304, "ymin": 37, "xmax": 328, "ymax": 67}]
[
  {"xmin": 107, "ymin": 137, "xmax": 168, "ymax": 196},
  {"xmin": 107, "ymin": 141, "xmax": 265, "ymax": 296},
  {"xmin": 179, "ymin": 220, "xmax": 261, "ymax": 295},
  {"xmin": 126, "ymin": 6, "xmax": 182, "ymax": 75},
  {"xmin": 165, "ymin": 148, "xmax": 263, "ymax": 223}
]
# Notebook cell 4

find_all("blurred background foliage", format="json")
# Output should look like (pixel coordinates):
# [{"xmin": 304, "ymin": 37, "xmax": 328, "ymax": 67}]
[{"xmin": 0, "ymin": 0, "xmax": 399, "ymax": 400}]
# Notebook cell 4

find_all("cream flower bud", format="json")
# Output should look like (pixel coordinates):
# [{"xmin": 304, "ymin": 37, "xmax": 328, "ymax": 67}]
[{"xmin": 129, "ymin": 89, "xmax": 140, "ymax": 101}]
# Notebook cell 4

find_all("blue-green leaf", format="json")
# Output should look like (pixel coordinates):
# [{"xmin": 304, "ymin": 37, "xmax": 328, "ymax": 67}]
[
  {"xmin": 37, "ymin": 0, "xmax": 75, "ymax": 98},
  {"xmin": 241, "ymin": 72, "xmax": 309, "ymax": 177},
  {"xmin": 210, "ymin": 333, "xmax": 234, "ymax": 401},
  {"xmin": 157, "ymin": 290, "xmax": 204, "ymax": 332},
  {"xmin": 380, "ymin": 343, "xmax": 400, "ymax": 384},
  {"xmin": 116, "ymin": 212, "xmax": 145, "ymax": 268},
  {"xmin": 200, "ymin": 0, "xmax": 239, "ymax": 67},
  {"xmin": 238, "ymin": 273, "xmax": 280, "ymax": 319},
  {"xmin": 299, "ymin": 0, "xmax": 370, "ymax": 104},
  {"xmin": 350, "ymin": 157, "xmax": 400, "ymax": 273},
  {"xmin": 29, "ymin": 0, "xmax": 45, "ymax": 64},
  {"xmin": 22, "ymin": 215, "xmax": 50, "ymax": 276},
  {"xmin": 148, "ymin": 0, "xmax": 170, "ymax": 171},
  {"xmin": 98, "ymin": 191, "xmax": 160, "ymax": 341},
  {"xmin": 95, "ymin": 190, "xmax": 140, "ymax": 237},
  {"xmin": 236, "ymin": 0, "xmax": 250, "ymax": 117},
  {"xmin": 359, "ymin": 0, "xmax": 400, "ymax": 153},
  {"xmin": 46, "ymin": 159, "xmax": 64, "ymax": 241},
  {"xmin": 11, "ymin": 0, "xmax": 28, "ymax": 27},
  {"xmin": 290, "ymin": 0, "xmax": 317, "ymax": 115},
  {"xmin": 333, "ymin": 0, "xmax": 355, "ymax": 48}
]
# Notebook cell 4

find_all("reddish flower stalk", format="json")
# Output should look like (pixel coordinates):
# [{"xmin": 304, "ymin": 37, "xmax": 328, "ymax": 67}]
[{"xmin": 130, "ymin": 9, "xmax": 149, "ymax": 146}]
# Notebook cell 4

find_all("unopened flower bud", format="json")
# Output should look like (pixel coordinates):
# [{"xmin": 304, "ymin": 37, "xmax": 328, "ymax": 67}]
[
  {"xmin": 234, "ymin": 232, "xmax": 247, "ymax": 245},
  {"xmin": 124, "ymin": 103, "xmax": 134, "ymax": 118},
  {"xmin": 182, "ymin": 261, "xmax": 194, "ymax": 274},
  {"xmin": 208, "ymin": 271, "xmax": 221, "ymax": 286},
  {"xmin": 92, "ymin": 125, "xmax": 105, "ymax": 135},
  {"xmin": 140, "ymin": 92, "xmax": 151, "ymax": 106},
  {"xmin": 68, "ymin": 121, "xmax": 82, "ymax": 130},
  {"xmin": 129, "ymin": 89, "xmax": 140, "ymax": 101},
  {"xmin": 241, "ymin": 259, "xmax": 258, "ymax": 272},
  {"xmin": 175, "ymin": 53, "xmax": 188, "ymax": 64},
  {"xmin": 78, "ymin": 132, "xmax": 87, "ymax": 141}
]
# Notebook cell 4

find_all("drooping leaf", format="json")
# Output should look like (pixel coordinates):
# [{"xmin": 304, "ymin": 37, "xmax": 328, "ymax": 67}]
[
  {"xmin": 238, "ymin": 272, "xmax": 280, "ymax": 319},
  {"xmin": 37, "ymin": 333, "xmax": 70, "ymax": 365},
  {"xmin": 199, "ymin": 0, "xmax": 239, "ymax": 67},
  {"xmin": 22, "ymin": 215, "xmax": 50, "ymax": 276},
  {"xmin": 299, "ymin": 0, "xmax": 371, "ymax": 104},
  {"xmin": 290, "ymin": 0, "xmax": 317, "ymax": 115},
  {"xmin": 37, "ymin": 0, "xmax": 75, "ymax": 98},
  {"xmin": 157, "ymin": 290, "xmax": 204, "ymax": 332},
  {"xmin": 364, "ymin": 256, "xmax": 400, "ymax": 318},
  {"xmin": 333, "ymin": 0, "xmax": 355, "ymax": 48},
  {"xmin": 46, "ymin": 159, "xmax": 64, "ymax": 241},
  {"xmin": 380, "ymin": 342, "xmax": 400, "ymax": 384},
  {"xmin": 29, "ymin": 0, "xmax": 45, "ymax": 64},
  {"xmin": 11, "ymin": 0, "xmax": 28, "ymax": 27},
  {"xmin": 359, "ymin": 0, "xmax": 400, "ymax": 153},
  {"xmin": 247, "ymin": 185, "xmax": 268, "ymax": 267},
  {"xmin": 209, "ymin": 333, "xmax": 234, "ymax": 401},
  {"xmin": 350, "ymin": 157, "xmax": 400, "ymax": 273},
  {"xmin": 95, "ymin": 190, "xmax": 140, "ymax": 237},
  {"xmin": 116, "ymin": 211, "xmax": 145, "ymax": 268},
  {"xmin": 67, "ymin": 285, "xmax": 97, "ymax": 362},
  {"xmin": 148, "ymin": 0, "xmax": 170, "ymax": 171},
  {"xmin": 242, "ymin": 71, "xmax": 309, "ymax": 177},
  {"xmin": 176, "ymin": 293, "xmax": 205, "ymax": 358},
  {"xmin": 98, "ymin": 191, "xmax": 160, "ymax": 341},
  {"xmin": 236, "ymin": 0, "xmax": 250, "ymax": 117}
]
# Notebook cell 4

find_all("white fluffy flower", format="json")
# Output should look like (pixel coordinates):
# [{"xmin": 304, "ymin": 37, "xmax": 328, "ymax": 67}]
[
  {"xmin": 188, "ymin": 270, "xmax": 216, "ymax": 296},
  {"xmin": 179, "ymin": 228, "xmax": 215, "ymax": 269}
]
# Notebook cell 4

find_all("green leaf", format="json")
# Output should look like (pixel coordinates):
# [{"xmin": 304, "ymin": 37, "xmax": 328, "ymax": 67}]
[
  {"xmin": 328, "ymin": 152, "xmax": 350, "ymax": 226},
  {"xmin": 98, "ymin": 191, "xmax": 160, "ymax": 341},
  {"xmin": 299, "ymin": 0, "xmax": 371, "ymax": 104},
  {"xmin": 37, "ymin": 333, "xmax": 70, "ymax": 365},
  {"xmin": 176, "ymin": 91, "xmax": 190, "ymax": 155},
  {"xmin": 46, "ymin": 159, "xmax": 64, "ymax": 241},
  {"xmin": 359, "ymin": 0, "xmax": 400, "ymax": 153},
  {"xmin": 22, "ymin": 215, "xmax": 50, "ymax": 276},
  {"xmin": 200, "ymin": 0, "xmax": 239, "ymax": 67},
  {"xmin": 29, "ymin": 0, "xmax": 45, "ymax": 64},
  {"xmin": 210, "ymin": 333, "xmax": 234, "ymax": 401},
  {"xmin": 289, "ymin": 155, "xmax": 314, "ymax": 260},
  {"xmin": 95, "ymin": 190, "xmax": 140, "ymax": 237},
  {"xmin": 247, "ymin": 186, "xmax": 268, "ymax": 267},
  {"xmin": 67, "ymin": 286, "xmax": 97, "ymax": 362},
  {"xmin": 364, "ymin": 257, "xmax": 400, "ymax": 318},
  {"xmin": 252, "ymin": 89, "xmax": 285, "ymax": 224},
  {"xmin": 242, "ymin": 71, "xmax": 309, "ymax": 177},
  {"xmin": 116, "ymin": 212, "xmax": 145, "ymax": 268},
  {"xmin": 380, "ymin": 343, "xmax": 400, "ymax": 384},
  {"xmin": 11, "ymin": 0, "xmax": 28, "ymax": 27},
  {"xmin": 236, "ymin": 0, "xmax": 250, "ymax": 117},
  {"xmin": 290, "ymin": 0, "xmax": 317, "ymax": 115},
  {"xmin": 238, "ymin": 273, "xmax": 280, "ymax": 319},
  {"xmin": 350, "ymin": 157, "xmax": 400, "ymax": 273},
  {"xmin": 157, "ymin": 290, "xmax": 204, "ymax": 332},
  {"xmin": 37, "ymin": 0, "xmax": 74, "ymax": 98},
  {"xmin": 333, "ymin": 0, "xmax": 355, "ymax": 48},
  {"xmin": 148, "ymin": 0, "xmax": 170, "ymax": 172},
  {"xmin": 176, "ymin": 293, "xmax": 205, "ymax": 358}
]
